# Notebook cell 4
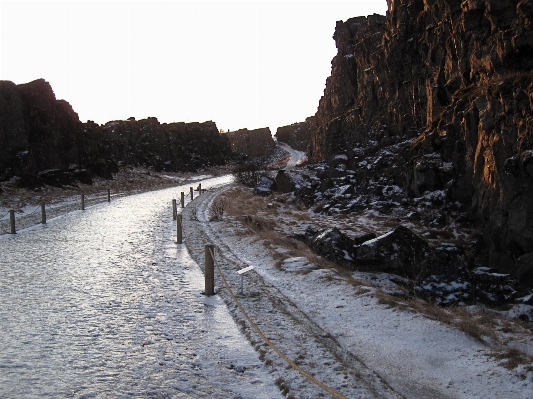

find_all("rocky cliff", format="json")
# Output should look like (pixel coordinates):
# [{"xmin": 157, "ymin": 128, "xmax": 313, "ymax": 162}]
[
  {"xmin": 0, "ymin": 79, "xmax": 232, "ymax": 187},
  {"xmin": 274, "ymin": 122, "xmax": 313, "ymax": 152},
  {"xmin": 297, "ymin": 0, "xmax": 533, "ymax": 285},
  {"xmin": 225, "ymin": 127, "xmax": 276, "ymax": 158}
]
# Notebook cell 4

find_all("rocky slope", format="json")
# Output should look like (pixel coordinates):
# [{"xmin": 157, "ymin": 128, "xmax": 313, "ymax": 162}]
[
  {"xmin": 285, "ymin": 0, "xmax": 533, "ymax": 290},
  {"xmin": 0, "ymin": 79, "xmax": 232, "ymax": 188}
]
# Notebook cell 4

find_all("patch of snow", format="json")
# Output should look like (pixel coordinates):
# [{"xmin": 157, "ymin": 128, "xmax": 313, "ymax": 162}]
[{"xmin": 281, "ymin": 257, "xmax": 318, "ymax": 272}]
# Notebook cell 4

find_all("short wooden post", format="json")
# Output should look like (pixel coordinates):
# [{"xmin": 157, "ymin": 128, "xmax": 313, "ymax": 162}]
[
  {"xmin": 180, "ymin": 192, "xmax": 185, "ymax": 208},
  {"xmin": 9, "ymin": 210, "xmax": 15, "ymax": 234},
  {"xmin": 107, "ymin": 188, "xmax": 111, "ymax": 202},
  {"xmin": 198, "ymin": 183, "xmax": 202, "ymax": 194},
  {"xmin": 176, "ymin": 215, "xmax": 183, "ymax": 244},
  {"xmin": 81, "ymin": 193, "xmax": 85, "ymax": 210},
  {"xmin": 190, "ymin": 187, "xmax": 194, "ymax": 200},
  {"xmin": 172, "ymin": 199, "xmax": 177, "ymax": 220},
  {"xmin": 41, "ymin": 202, "xmax": 46, "ymax": 224},
  {"xmin": 205, "ymin": 244, "xmax": 215, "ymax": 296}
]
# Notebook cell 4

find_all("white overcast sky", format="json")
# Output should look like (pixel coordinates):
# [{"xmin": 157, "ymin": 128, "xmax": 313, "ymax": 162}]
[{"xmin": 1, "ymin": 0, "xmax": 386, "ymax": 133}]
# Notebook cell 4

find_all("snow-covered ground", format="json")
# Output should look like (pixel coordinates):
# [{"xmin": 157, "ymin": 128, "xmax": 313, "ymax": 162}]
[
  {"xmin": 2, "ymin": 165, "xmax": 532, "ymax": 398},
  {"xmin": 182, "ymin": 185, "xmax": 533, "ymax": 399},
  {"xmin": 277, "ymin": 142, "xmax": 307, "ymax": 168}
]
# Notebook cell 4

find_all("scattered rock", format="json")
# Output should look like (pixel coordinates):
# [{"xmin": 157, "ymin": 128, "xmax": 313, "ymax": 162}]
[
  {"xmin": 471, "ymin": 267, "xmax": 518, "ymax": 306},
  {"xmin": 254, "ymin": 176, "xmax": 276, "ymax": 196}
]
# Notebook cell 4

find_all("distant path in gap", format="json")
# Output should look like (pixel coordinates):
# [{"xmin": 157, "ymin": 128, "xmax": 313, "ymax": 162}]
[{"xmin": 277, "ymin": 142, "xmax": 307, "ymax": 168}]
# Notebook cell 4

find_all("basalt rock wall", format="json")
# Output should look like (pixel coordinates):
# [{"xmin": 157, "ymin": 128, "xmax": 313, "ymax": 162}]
[
  {"xmin": 0, "ymin": 79, "xmax": 232, "ymax": 186},
  {"xmin": 305, "ymin": 0, "xmax": 533, "ymax": 282},
  {"xmin": 225, "ymin": 127, "xmax": 276, "ymax": 158}
]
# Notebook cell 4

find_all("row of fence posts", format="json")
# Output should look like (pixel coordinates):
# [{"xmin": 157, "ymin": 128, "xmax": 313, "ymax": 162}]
[
  {"xmin": 6, "ymin": 188, "xmax": 111, "ymax": 234},
  {"xmin": 174, "ymin": 184, "xmax": 214, "ymax": 295}
]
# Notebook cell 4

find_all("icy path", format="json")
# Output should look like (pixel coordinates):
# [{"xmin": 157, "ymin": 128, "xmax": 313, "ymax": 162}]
[
  {"xmin": 0, "ymin": 176, "xmax": 281, "ymax": 398},
  {"xmin": 277, "ymin": 142, "xmax": 307, "ymax": 168}
]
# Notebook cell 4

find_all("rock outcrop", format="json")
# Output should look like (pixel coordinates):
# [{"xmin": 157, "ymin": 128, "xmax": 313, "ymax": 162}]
[
  {"xmin": 225, "ymin": 128, "xmax": 276, "ymax": 159},
  {"xmin": 0, "ymin": 79, "xmax": 232, "ymax": 187},
  {"xmin": 298, "ymin": 0, "xmax": 533, "ymax": 286}
]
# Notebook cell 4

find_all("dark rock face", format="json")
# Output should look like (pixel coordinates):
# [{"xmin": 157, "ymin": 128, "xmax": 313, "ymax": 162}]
[
  {"xmin": 275, "ymin": 122, "xmax": 313, "ymax": 152},
  {"xmin": 225, "ymin": 128, "xmax": 276, "ymax": 158},
  {"xmin": 298, "ymin": 0, "xmax": 533, "ymax": 284},
  {"xmin": 0, "ymin": 79, "xmax": 232, "ymax": 186}
]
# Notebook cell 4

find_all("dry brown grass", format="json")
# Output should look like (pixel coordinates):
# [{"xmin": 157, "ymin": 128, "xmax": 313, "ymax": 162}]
[
  {"xmin": 492, "ymin": 348, "xmax": 533, "ymax": 374},
  {"xmin": 219, "ymin": 186, "xmax": 366, "ymax": 288}
]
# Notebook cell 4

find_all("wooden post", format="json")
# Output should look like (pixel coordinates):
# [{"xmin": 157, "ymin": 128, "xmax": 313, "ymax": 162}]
[
  {"xmin": 81, "ymin": 193, "xmax": 85, "ymax": 210},
  {"xmin": 205, "ymin": 244, "xmax": 215, "ymax": 296},
  {"xmin": 107, "ymin": 188, "xmax": 111, "ymax": 202},
  {"xmin": 172, "ymin": 199, "xmax": 177, "ymax": 220},
  {"xmin": 41, "ymin": 202, "xmax": 46, "ymax": 224},
  {"xmin": 176, "ymin": 215, "xmax": 183, "ymax": 244},
  {"xmin": 190, "ymin": 187, "xmax": 194, "ymax": 200},
  {"xmin": 198, "ymin": 183, "xmax": 202, "ymax": 194},
  {"xmin": 9, "ymin": 210, "xmax": 15, "ymax": 234},
  {"xmin": 181, "ymin": 192, "xmax": 185, "ymax": 208}
]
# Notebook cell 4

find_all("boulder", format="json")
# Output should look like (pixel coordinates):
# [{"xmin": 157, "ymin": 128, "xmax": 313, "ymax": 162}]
[
  {"xmin": 356, "ymin": 225, "xmax": 432, "ymax": 277},
  {"xmin": 275, "ymin": 170, "xmax": 295, "ymax": 193},
  {"xmin": 305, "ymin": 227, "xmax": 356, "ymax": 266}
]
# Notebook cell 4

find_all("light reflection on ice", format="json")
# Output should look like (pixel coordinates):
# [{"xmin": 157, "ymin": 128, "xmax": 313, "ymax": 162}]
[{"xmin": 0, "ymin": 175, "xmax": 280, "ymax": 398}]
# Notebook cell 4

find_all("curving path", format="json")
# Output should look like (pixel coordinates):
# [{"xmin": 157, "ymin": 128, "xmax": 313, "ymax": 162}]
[{"xmin": 277, "ymin": 142, "xmax": 307, "ymax": 168}]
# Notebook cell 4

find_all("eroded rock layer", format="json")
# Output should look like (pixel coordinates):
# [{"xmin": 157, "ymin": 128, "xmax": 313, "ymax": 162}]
[{"xmin": 302, "ymin": 0, "xmax": 533, "ymax": 283}]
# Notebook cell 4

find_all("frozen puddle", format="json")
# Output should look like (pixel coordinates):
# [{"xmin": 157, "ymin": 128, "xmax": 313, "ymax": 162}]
[{"xmin": 0, "ymin": 176, "xmax": 281, "ymax": 398}]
